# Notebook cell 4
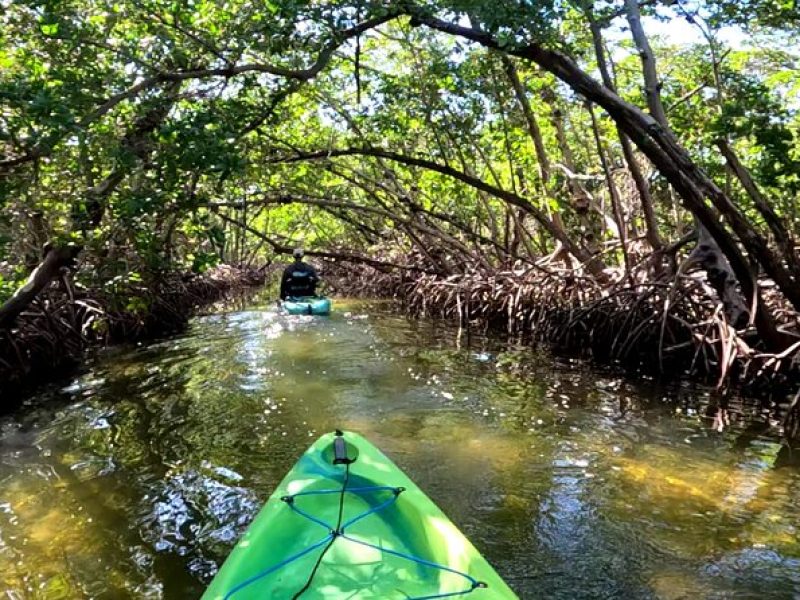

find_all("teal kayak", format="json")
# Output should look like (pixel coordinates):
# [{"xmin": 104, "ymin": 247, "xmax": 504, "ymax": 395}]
[
  {"xmin": 203, "ymin": 431, "xmax": 518, "ymax": 599},
  {"xmin": 282, "ymin": 296, "xmax": 332, "ymax": 315}
]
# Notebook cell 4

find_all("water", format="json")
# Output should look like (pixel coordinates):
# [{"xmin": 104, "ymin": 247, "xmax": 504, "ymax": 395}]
[{"xmin": 1, "ymin": 299, "xmax": 799, "ymax": 599}]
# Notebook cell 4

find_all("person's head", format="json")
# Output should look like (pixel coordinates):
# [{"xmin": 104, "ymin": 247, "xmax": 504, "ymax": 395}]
[{"xmin": 292, "ymin": 247, "xmax": 304, "ymax": 262}]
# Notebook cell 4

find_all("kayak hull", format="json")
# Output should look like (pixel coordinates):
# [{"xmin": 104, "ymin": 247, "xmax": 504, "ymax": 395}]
[
  {"xmin": 282, "ymin": 296, "xmax": 331, "ymax": 315},
  {"xmin": 203, "ymin": 431, "xmax": 518, "ymax": 599}
]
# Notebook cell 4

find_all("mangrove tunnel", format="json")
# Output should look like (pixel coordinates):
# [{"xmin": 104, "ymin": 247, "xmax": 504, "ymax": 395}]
[{"xmin": 1, "ymin": 0, "xmax": 800, "ymax": 597}]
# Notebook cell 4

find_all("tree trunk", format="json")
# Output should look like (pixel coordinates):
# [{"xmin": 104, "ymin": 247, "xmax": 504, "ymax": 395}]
[
  {"xmin": 502, "ymin": 56, "xmax": 551, "ymax": 186},
  {"xmin": 412, "ymin": 14, "xmax": 794, "ymax": 349},
  {"xmin": 623, "ymin": 0, "xmax": 670, "ymax": 127},
  {"xmin": 621, "ymin": 0, "xmax": 756, "ymax": 322},
  {"xmin": 587, "ymin": 10, "xmax": 663, "ymax": 256},
  {"xmin": 685, "ymin": 226, "xmax": 750, "ymax": 326},
  {"xmin": 0, "ymin": 245, "xmax": 81, "ymax": 329},
  {"xmin": 541, "ymin": 88, "xmax": 604, "ymax": 272},
  {"xmin": 588, "ymin": 102, "xmax": 632, "ymax": 276},
  {"xmin": 716, "ymin": 139, "xmax": 800, "ymax": 283},
  {"xmin": 0, "ymin": 85, "xmax": 180, "ymax": 327},
  {"xmin": 502, "ymin": 58, "xmax": 576, "ymax": 270}
]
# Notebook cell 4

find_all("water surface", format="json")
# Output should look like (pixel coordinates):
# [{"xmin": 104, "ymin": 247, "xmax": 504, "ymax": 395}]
[{"xmin": 1, "ymin": 299, "xmax": 799, "ymax": 598}]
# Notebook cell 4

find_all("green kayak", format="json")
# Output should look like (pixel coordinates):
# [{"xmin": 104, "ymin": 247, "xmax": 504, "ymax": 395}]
[
  {"xmin": 203, "ymin": 430, "xmax": 518, "ymax": 599},
  {"xmin": 282, "ymin": 296, "xmax": 332, "ymax": 315}
]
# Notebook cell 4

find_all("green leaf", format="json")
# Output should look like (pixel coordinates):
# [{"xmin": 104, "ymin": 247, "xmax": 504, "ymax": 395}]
[{"xmin": 0, "ymin": 49, "xmax": 13, "ymax": 69}]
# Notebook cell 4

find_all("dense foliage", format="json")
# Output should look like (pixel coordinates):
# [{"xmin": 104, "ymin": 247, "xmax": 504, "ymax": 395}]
[{"xmin": 1, "ymin": 0, "xmax": 798, "ymax": 345}]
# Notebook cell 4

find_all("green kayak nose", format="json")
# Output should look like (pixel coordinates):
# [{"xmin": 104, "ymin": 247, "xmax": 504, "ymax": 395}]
[{"xmin": 203, "ymin": 430, "xmax": 518, "ymax": 599}]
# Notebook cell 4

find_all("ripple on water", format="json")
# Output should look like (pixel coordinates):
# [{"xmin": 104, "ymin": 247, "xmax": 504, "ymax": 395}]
[
  {"xmin": 140, "ymin": 468, "xmax": 258, "ymax": 568},
  {"xmin": 0, "ymin": 301, "xmax": 799, "ymax": 598}
]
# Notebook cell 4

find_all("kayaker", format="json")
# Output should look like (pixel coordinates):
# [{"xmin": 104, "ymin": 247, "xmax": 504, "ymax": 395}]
[{"xmin": 280, "ymin": 248, "xmax": 319, "ymax": 300}]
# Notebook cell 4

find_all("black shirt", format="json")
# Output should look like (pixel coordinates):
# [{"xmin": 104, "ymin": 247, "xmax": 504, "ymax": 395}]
[{"xmin": 280, "ymin": 261, "xmax": 319, "ymax": 299}]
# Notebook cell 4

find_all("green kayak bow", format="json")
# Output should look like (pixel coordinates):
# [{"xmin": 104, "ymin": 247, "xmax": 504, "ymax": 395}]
[{"xmin": 203, "ymin": 430, "xmax": 518, "ymax": 599}]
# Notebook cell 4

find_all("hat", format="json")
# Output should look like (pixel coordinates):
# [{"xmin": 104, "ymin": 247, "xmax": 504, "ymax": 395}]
[{"xmin": 292, "ymin": 247, "xmax": 304, "ymax": 258}]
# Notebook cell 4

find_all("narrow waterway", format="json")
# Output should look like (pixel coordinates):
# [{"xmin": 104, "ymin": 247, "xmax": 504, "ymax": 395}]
[{"xmin": 1, "ymin": 299, "xmax": 798, "ymax": 599}]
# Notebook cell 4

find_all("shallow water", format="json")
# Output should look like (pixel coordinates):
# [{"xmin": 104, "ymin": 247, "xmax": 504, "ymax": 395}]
[{"xmin": 1, "ymin": 299, "xmax": 799, "ymax": 599}]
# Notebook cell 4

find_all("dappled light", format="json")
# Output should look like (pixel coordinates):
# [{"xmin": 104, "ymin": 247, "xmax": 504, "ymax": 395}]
[
  {"xmin": 1, "ymin": 300, "xmax": 798, "ymax": 597},
  {"xmin": 1, "ymin": 0, "xmax": 800, "ymax": 597},
  {"xmin": 2, "ymin": 0, "xmax": 800, "ymax": 411}
]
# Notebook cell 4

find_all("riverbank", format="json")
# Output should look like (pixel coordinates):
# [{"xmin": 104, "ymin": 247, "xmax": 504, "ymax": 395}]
[
  {"xmin": 0, "ymin": 264, "xmax": 267, "ymax": 403},
  {"xmin": 326, "ymin": 261, "xmax": 800, "ymax": 439}
]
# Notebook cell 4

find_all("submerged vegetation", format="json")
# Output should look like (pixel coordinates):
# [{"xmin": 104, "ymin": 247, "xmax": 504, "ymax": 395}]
[
  {"xmin": 1, "ymin": 1, "xmax": 800, "ymax": 427},
  {"xmin": 2, "ymin": 301, "xmax": 800, "ymax": 597}
]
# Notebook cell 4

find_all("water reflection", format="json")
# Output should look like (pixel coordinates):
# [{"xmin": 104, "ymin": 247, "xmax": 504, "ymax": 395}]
[{"xmin": 0, "ymin": 299, "xmax": 798, "ymax": 598}]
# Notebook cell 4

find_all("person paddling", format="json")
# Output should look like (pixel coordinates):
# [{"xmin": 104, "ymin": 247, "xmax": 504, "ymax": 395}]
[{"xmin": 279, "ymin": 248, "xmax": 319, "ymax": 300}]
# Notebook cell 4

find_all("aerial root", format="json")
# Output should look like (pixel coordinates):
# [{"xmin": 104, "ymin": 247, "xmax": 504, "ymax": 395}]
[
  {"xmin": 330, "ymin": 260, "xmax": 800, "ymax": 437},
  {"xmin": 0, "ymin": 265, "xmax": 267, "ymax": 401}
]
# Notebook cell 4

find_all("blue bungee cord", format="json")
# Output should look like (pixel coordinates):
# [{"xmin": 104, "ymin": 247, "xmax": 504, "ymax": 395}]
[{"xmin": 224, "ymin": 449, "xmax": 485, "ymax": 599}]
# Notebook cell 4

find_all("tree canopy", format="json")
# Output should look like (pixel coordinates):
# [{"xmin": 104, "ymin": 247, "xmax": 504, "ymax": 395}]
[{"xmin": 1, "ymin": 0, "xmax": 799, "ymax": 348}]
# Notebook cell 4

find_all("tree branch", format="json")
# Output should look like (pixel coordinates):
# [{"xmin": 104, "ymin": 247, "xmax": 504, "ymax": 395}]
[
  {"xmin": 410, "ymin": 12, "xmax": 800, "ymax": 338},
  {"xmin": 0, "ymin": 11, "xmax": 402, "ymax": 173},
  {"xmin": 266, "ymin": 146, "xmax": 598, "ymax": 269},
  {"xmin": 210, "ymin": 208, "xmax": 438, "ymax": 274},
  {"xmin": 0, "ymin": 245, "xmax": 81, "ymax": 329}
]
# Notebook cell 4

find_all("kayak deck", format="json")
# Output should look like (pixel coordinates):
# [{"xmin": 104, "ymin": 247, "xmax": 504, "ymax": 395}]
[
  {"xmin": 282, "ymin": 296, "xmax": 331, "ymax": 315},
  {"xmin": 203, "ymin": 431, "xmax": 517, "ymax": 599}
]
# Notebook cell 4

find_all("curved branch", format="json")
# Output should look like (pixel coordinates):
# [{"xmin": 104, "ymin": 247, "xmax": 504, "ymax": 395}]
[
  {"xmin": 267, "ymin": 146, "xmax": 598, "ymax": 270},
  {"xmin": 410, "ymin": 12, "xmax": 800, "ymax": 340},
  {"xmin": 210, "ymin": 208, "xmax": 438, "ymax": 274},
  {"xmin": 0, "ymin": 245, "xmax": 81, "ymax": 329},
  {"xmin": 326, "ymin": 164, "xmax": 511, "ymax": 255},
  {"xmin": 0, "ymin": 11, "xmax": 402, "ymax": 172},
  {"xmin": 212, "ymin": 193, "xmax": 484, "ymax": 265}
]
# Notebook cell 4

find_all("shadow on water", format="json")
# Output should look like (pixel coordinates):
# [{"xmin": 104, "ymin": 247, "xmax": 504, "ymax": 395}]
[{"xmin": 1, "ymin": 297, "xmax": 799, "ymax": 598}]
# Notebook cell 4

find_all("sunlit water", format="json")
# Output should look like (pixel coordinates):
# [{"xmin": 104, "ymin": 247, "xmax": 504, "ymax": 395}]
[{"xmin": 1, "ymin": 299, "xmax": 799, "ymax": 599}]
